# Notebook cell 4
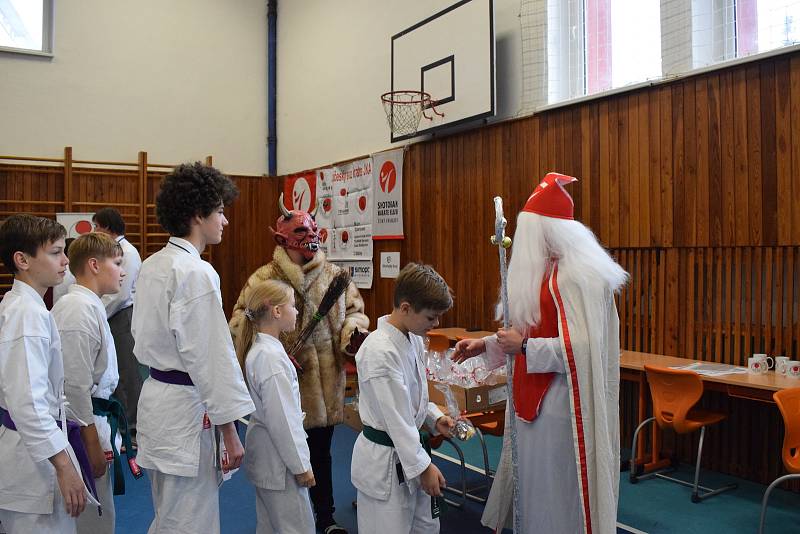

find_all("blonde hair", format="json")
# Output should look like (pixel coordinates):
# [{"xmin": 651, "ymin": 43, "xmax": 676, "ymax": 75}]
[
  {"xmin": 234, "ymin": 279, "xmax": 293, "ymax": 375},
  {"xmin": 68, "ymin": 233, "xmax": 122, "ymax": 277}
]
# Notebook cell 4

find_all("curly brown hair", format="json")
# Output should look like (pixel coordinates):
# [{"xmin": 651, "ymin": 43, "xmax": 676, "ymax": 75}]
[{"xmin": 156, "ymin": 162, "xmax": 239, "ymax": 237}]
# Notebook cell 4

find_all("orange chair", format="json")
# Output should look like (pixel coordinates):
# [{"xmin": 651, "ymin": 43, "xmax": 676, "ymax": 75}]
[
  {"xmin": 427, "ymin": 332, "xmax": 451, "ymax": 352},
  {"xmin": 629, "ymin": 365, "xmax": 737, "ymax": 502},
  {"xmin": 758, "ymin": 387, "xmax": 800, "ymax": 534}
]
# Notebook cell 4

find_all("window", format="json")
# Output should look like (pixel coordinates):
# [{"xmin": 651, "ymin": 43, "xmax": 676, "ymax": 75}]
[
  {"xmin": 0, "ymin": 0, "xmax": 53, "ymax": 55},
  {"xmin": 520, "ymin": 0, "xmax": 800, "ymax": 111}
]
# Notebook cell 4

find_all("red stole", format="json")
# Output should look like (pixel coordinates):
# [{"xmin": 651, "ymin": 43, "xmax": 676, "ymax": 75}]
[{"xmin": 513, "ymin": 274, "xmax": 558, "ymax": 422}]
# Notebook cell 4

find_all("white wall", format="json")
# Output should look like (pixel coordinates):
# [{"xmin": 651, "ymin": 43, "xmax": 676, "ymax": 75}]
[
  {"xmin": 276, "ymin": 0, "xmax": 523, "ymax": 175},
  {"xmin": 0, "ymin": 0, "xmax": 267, "ymax": 175}
]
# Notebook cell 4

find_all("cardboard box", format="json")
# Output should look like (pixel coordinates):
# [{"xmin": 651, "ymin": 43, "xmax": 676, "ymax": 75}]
[
  {"xmin": 427, "ymin": 379, "xmax": 508, "ymax": 413},
  {"xmin": 342, "ymin": 402, "xmax": 363, "ymax": 432}
]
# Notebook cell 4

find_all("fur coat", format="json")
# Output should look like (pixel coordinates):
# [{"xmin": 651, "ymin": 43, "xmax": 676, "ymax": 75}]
[{"xmin": 230, "ymin": 247, "xmax": 369, "ymax": 429}]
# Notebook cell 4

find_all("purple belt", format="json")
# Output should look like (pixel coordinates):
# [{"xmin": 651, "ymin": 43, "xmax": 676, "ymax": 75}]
[
  {"xmin": 2, "ymin": 411, "xmax": 99, "ymax": 503},
  {"xmin": 150, "ymin": 368, "xmax": 194, "ymax": 386}
]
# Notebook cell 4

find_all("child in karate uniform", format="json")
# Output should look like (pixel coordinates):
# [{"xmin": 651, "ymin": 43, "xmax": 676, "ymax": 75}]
[
  {"xmin": 352, "ymin": 263, "xmax": 456, "ymax": 534},
  {"xmin": 132, "ymin": 163, "xmax": 255, "ymax": 534},
  {"xmin": 235, "ymin": 280, "xmax": 316, "ymax": 534},
  {"xmin": 51, "ymin": 232, "xmax": 130, "ymax": 534},
  {"xmin": 0, "ymin": 214, "xmax": 87, "ymax": 533}
]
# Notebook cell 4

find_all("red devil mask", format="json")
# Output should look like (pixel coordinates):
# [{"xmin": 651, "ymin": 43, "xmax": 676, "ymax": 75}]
[{"xmin": 272, "ymin": 194, "xmax": 320, "ymax": 260}]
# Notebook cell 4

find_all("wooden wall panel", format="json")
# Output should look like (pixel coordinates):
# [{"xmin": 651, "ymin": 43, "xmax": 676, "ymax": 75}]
[{"xmin": 3, "ymin": 49, "xmax": 800, "ymax": 486}]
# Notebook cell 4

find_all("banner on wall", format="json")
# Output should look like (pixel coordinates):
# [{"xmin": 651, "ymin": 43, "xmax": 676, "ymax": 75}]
[
  {"xmin": 316, "ymin": 158, "xmax": 373, "ymax": 260},
  {"xmin": 57, "ymin": 213, "xmax": 95, "ymax": 239},
  {"xmin": 372, "ymin": 148, "xmax": 404, "ymax": 240},
  {"xmin": 282, "ymin": 172, "xmax": 318, "ymax": 212},
  {"xmin": 334, "ymin": 260, "xmax": 373, "ymax": 289}
]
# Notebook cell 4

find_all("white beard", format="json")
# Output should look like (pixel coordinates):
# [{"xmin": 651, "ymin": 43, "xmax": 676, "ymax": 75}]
[{"xmin": 502, "ymin": 213, "xmax": 628, "ymax": 331}]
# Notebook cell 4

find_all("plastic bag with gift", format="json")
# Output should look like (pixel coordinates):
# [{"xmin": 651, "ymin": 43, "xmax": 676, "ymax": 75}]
[{"xmin": 433, "ymin": 382, "xmax": 476, "ymax": 441}]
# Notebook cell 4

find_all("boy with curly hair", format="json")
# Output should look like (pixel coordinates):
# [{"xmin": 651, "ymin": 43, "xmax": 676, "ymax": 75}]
[{"xmin": 131, "ymin": 163, "xmax": 255, "ymax": 534}]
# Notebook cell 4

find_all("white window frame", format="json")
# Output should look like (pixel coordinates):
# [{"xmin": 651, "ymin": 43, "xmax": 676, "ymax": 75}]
[{"xmin": 0, "ymin": 0, "xmax": 54, "ymax": 58}]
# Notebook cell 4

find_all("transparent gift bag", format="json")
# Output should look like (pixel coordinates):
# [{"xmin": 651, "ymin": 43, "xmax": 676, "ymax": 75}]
[{"xmin": 433, "ymin": 382, "xmax": 476, "ymax": 441}]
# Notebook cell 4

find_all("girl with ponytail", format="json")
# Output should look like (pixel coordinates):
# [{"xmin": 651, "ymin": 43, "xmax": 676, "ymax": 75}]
[{"xmin": 237, "ymin": 280, "xmax": 316, "ymax": 534}]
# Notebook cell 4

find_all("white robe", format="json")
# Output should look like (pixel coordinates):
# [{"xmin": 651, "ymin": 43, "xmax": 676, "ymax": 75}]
[
  {"xmin": 243, "ymin": 333, "xmax": 314, "ymax": 534},
  {"xmin": 52, "ymin": 284, "xmax": 122, "ymax": 534},
  {"xmin": 131, "ymin": 237, "xmax": 255, "ymax": 534},
  {"xmin": 352, "ymin": 316, "xmax": 444, "ymax": 534},
  {"xmin": 0, "ymin": 280, "xmax": 75, "ymax": 533},
  {"xmin": 101, "ymin": 235, "xmax": 141, "ymax": 318},
  {"xmin": 52, "ymin": 267, "xmax": 76, "ymax": 305},
  {"xmin": 481, "ymin": 266, "xmax": 621, "ymax": 534}
]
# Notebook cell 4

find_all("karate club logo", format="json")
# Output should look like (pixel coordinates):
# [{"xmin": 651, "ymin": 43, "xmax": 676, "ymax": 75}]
[
  {"xmin": 71, "ymin": 219, "xmax": 94, "ymax": 235},
  {"xmin": 322, "ymin": 197, "xmax": 332, "ymax": 213},
  {"xmin": 319, "ymin": 228, "xmax": 329, "ymax": 243},
  {"xmin": 379, "ymin": 161, "xmax": 397, "ymax": 193},
  {"xmin": 339, "ymin": 229, "xmax": 350, "ymax": 249},
  {"xmin": 291, "ymin": 178, "xmax": 312, "ymax": 211},
  {"xmin": 357, "ymin": 194, "xmax": 368, "ymax": 213}
]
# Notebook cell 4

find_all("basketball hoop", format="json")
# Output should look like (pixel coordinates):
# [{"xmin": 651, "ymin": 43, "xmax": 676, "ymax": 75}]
[{"xmin": 381, "ymin": 90, "xmax": 444, "ymax": 137}]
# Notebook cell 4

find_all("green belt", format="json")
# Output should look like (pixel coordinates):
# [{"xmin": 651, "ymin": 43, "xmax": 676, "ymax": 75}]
[
  {"xmin": 361, "ymin": 425, "xmax": 446, "ymax": 518},
  {"xmin": 92, "ymin": 395, "xmax": 143, "ymax": 495}
]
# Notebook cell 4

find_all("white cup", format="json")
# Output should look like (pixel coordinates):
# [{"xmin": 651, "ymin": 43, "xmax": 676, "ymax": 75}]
[
  {"xmin": 775, "ymin": 356, "xmax": 790, "ymax": 375},
  {"xmin": 753, "ymin": 353, "xmax": 774, "ymax": 370},
  {"xmin": 748, "ymin": 357, "xmax": 767, "ymax": 374},
  {"xmin": 788, "ymin": 361, "xmax": 800, "ymax": 379}
]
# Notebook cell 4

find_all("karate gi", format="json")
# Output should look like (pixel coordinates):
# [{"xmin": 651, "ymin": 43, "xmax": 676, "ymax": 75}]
[
  {"xmin": 131, "ymin": 237, "xmax": 255, "ymax": 534},
  {"xmin": 0, "ymin": 280, "xmax": 76, "ymax": 534},
  {"xmin": 481, "ymin": 264, "xmax": 620, "ymax": 534},
  {"xmin": 243, "ymin": 333, "xmax": 314, "ymax": 534},
  {"xmin": 53, "ymin": 267, "xmax": 76, "ymax": 305},
  {"xmin": 102, "ymin": 235, "xmax": 143, "ymax": 433},
  {"xmin": 351, "ymin": 316, "xmax": 444, "ymax": 534},
  {"xmin": 52, "ymin": 284, "xmax": 122, "ymax": 534}
]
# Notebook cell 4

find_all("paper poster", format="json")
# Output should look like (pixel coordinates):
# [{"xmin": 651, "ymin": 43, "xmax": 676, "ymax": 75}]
[
  {"xmin": 380, "ymin": 252, "xmax": 401, "ymax": 278},
  {"xmin": 372, "ymin": 148, "xmax": 404, "ymax": 239},
  {"xmin": 331, "ymin": 225, "xmax": 373, "ymax": 260},
  {"xmin": 56, "ymin": 213, "xmax": 95, "ymax": 239},
  {"xmin": 334, "ymin": 261, "xmax": 373, "ymax": 289},
  {"xmin": 282, "ymin": 172, "xmax": 317, "ymax": 212},
  {"xmin": 318, "ymin": 158, "xmax": 374, "ymax": 260}
]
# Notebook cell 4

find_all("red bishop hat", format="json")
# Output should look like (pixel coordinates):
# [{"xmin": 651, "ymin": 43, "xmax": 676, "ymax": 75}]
[{"xmin": 522, "ymin": 172, "xmax": 578, "ymax": 220}]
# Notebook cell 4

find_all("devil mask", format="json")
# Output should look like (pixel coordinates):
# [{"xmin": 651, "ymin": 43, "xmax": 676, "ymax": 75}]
[{"xmin": 272, "ymin": 193, "xmax": 320, "ymax": 260}]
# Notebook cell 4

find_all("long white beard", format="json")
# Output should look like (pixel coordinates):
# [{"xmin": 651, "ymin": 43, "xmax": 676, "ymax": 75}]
[{"xmin": 502, "ymin": 213, "xmax": 628, "ymax": 331}]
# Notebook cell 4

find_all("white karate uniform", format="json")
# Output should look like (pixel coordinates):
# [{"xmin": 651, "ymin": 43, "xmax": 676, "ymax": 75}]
[
  {"xmin": 52, "ymin": 267, "xmax": 76, "ymax": 305},
  {"xmin": 131, "ymin": 237, "xmax": 255, "ymax": 534},
  {"xmin": 0, "ymin": 280, "xmax": 76, "ymax": 534},
  {"xmin": 52, "ymin": 284, "xmax": 122, "ymax": 534},
  {"xmin": 243, "ymin": 333, "xmax": 314, "ymax": 534},
  {"xmin": 352, "ymin": 316, "xmax": 445, "ymax": 534},
  {"xmin": 101, "ymin": 235, "xmax": 140, "ymax": 318}
]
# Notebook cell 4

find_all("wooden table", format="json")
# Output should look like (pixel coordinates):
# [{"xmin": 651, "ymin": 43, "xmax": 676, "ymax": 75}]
[
  {"xmin": 621, "ymin": 350, "xmax": 800, "ymax": 471},
  {"xmin": 429, "ymin": 327, "xmax": 496, "ymax": 344}
]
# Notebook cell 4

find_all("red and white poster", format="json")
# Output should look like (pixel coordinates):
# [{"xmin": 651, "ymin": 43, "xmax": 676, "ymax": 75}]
[
  {"xmin": 372, "ymin": 148, "xmax": 404, "ymax": 239},
  {"xmin": 317, "ymin": 158, "xmax": 373, "ymax": 260},
  {"xmin": 57, "ymin": 213, "xmax": 96, "ymax": 239},
  {"xmin": 282, "ymin": 172, "xmax": 318, "ymax": 212}
]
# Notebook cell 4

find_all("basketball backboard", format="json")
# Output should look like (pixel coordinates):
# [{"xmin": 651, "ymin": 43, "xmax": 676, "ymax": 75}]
[{"xmin": 389, "ymin": 0, "xmax": 495, "ymax": 142}]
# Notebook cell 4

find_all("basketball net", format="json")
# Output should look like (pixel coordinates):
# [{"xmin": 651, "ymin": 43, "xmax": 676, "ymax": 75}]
[{"xmin": 381, "ymin": 90, "xmax": 443, "ymax": 137}]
